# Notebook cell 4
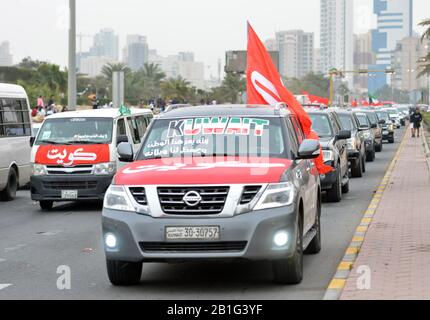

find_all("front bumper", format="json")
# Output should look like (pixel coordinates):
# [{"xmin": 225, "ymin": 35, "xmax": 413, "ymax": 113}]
[
  {"xmin": 320, "ymin": 168, "xmax": 337, "ymax": 190},
  {"xmin": 347, "ymin": 149, "xmax": 360, "ymax": 161},
  {"xmin": 364, "ymin": 139, "xmax": 374, "ymax": 152},
  {"xmin": 382, "ymin": 129, "xmax": 394, "ymax": 140},
  {"xmin": 102, "ymin": 204, "xmax": 299, "ymax": 263},
  {"xmin": 31, "ymin": 174, "xmax": 114, "ymax": 201}
]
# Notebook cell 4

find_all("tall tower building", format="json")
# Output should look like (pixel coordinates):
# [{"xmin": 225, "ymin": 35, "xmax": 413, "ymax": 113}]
[
  {"xmin": 0, "ymin": 41, "xmax": 13, "ymax": 66},
  {"xmin": 320, "ymin": 0, "xmax": 354, "ymax": 87},
  {"xmin": 124, "ymin": 35, "xmax": 149, "ymax": 71},
  {"xmin": 90, "ymin": 28, "xmax": 119, "ymax": 61},
  {"xmin": 276, "ymin": 30, "xmax": 314, "ymax": 79},
  {"xmin": 369, "ymin": 0, "xmax": 413, "ymax": 92}
]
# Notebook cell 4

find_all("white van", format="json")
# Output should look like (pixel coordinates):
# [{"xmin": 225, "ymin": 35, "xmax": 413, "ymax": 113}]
[
  {"xmin": 30, "ymin": 108, "xmax": 153, "ymax": 210},
  {"xmin": 0, "ymin": 84, "xmax": 32, "ymax": 201}
]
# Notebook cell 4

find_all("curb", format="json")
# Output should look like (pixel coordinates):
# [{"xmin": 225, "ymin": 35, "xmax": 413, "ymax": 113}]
[
  {"xmin": 422, "ymin": 124, "xmax": 430, "ymax": 175},
  {"xmin": 322, "ymin": 129, "xmax": 407, "ymax": 300}
]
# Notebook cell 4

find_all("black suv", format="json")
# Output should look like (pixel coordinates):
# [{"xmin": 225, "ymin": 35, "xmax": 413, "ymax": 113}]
[
  {"xmin": 306, "ymin": 109, "xmax": 351, "ymax": 202},
  {"xmin": 335, "ymin": 110, "xmax": 366, "ymax": 178},
  {"xmin": 353, "ymin": 111, "xmax": 376, "ymax": 162}
]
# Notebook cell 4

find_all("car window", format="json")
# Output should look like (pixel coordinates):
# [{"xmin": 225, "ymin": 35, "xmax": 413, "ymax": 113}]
[
  {"xmin": 355, "ymin": 113, "xmax": 370, "ymax": 127},
  {"xmin": 285, "ymin": 118, "xmax": 299, "ymax": 155},
  {"xmin": 309, "ymin": 113, "xmax": 333, "ymax": 138},
  {"xmin": 338, "ymin": 114, "xmax": 356, "ymax": 131},
  {"xmin": 117, "ymin": 118, "xmax": 127, "ymax": 136},
  {"xmin": 290, "ymin": 115, "xmax": 305, "ymax": 143},
  {"xmin": 365, "ymin": 112, "xmax": 378, "ymax": 125},
  {"xmin": 134, "ymin": 116, "xmax": 148, "ymax": 139},
  {"xmin": 127, "ymin": 117, "xmax": 141, "ymax": 144}
]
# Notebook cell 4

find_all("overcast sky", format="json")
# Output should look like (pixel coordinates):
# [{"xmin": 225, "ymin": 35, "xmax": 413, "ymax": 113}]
[{"xmin": 1, "ymin": 0, "xmax": 429, "ymax": 77}]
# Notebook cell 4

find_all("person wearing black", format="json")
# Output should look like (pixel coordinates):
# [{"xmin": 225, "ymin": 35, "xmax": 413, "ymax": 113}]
[{"xmin": 410, "ymin": 107, "xmax": 423, "ymax": 138}]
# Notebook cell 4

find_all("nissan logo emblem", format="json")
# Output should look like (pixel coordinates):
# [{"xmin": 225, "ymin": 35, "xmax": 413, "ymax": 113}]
[{"xmin": 183, "ymin": 191, "xmax": 202, "ymax": 207}]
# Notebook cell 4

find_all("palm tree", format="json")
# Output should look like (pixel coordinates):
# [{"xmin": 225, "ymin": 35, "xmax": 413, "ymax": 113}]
[
  {"xmin": 418, "ymin": 19, "xmax": 430, "ymax": 77},
  {"xmin": 142, "ymin": 63, "xmax": 166, "ymax": 83},
  {"xmin": 161, "ymin": 76, "xmax": 191, "ymax": 102},
  {"xmin": 101, "ymin": 62, "xmax": 131, "ymax": 80}
]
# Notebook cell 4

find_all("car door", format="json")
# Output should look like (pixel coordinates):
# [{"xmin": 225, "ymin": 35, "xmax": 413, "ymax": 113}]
[{"xmin": 288, "ymin": 116, "xmax": 315, "ymax": 234}]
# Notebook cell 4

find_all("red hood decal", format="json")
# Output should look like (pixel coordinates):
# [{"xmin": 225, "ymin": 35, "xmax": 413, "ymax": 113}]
[
  {"xmin": 35, "ymin": 144, "xmax": 110, "ymax": 166},
  {"xmin": 114, "ymin": 157, "xmax": 292, "ymax": 185}
]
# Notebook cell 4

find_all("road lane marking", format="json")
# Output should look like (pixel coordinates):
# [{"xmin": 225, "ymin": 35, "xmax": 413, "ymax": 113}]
[
  {"xmin": 4, "ymin": 244, "xmax": 27, "ymax": 252},
  {"xmin": 323, "ymin": 128, "xmax": 408, "ymax": 300},
  {"xmin": 0, "ymin": 284, "xmax": 12, "ymax": 290}
]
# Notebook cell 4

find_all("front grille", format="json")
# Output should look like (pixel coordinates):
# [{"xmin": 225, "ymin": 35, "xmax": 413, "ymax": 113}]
[
  {"xmin": 42, "ymin": 181, "xmax": 97, "ymax": 190},
  {"xmin": 140, "ymin": 241, "xmax": 247, "ymax": 253},
  {"xmin": 240, "ymin": 186, "xmax": 262, "ymax": 205},
  {"xmin": 157, "ymin": 186, "xmax": 229, "ymax": 215},
  {"xmin": 129, "ymin": 187, "xmax": 148, "ymax": 205},
  {"xmin": 46, "ymin": 165, "xmax": 94, "ymax": 175}
]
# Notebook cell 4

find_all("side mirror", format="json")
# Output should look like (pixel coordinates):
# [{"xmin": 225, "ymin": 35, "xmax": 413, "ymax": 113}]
[
  {"xmin": 117, "ymin": 142, "xmax": 134, "ymax": 162},
  {"xmin": 117, "ymin": 135, "xmax": 129, "ymax": 146},
  {"xmin": 336, "ymin": 130, "xmax": 351, "ymax": 141},
  {"xmin": 30, "ymin": 136, "xmax": 35, "ymax": 147},
  {"xmin": 297, "ymin": 140, "xmax": 321, "ymax": 160},
  {"xmin": 371, "ymin": 123, "xmax": 377, "ymax": 129},
  {"xmin": 379, "ymin": 120, "xmax": 386, "ymax": 125}
]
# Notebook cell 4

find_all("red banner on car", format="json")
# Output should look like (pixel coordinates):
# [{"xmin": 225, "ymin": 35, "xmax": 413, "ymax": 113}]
[{"xmin": 35, "ymin": 145, "xmax": 110, "ymax": 166}]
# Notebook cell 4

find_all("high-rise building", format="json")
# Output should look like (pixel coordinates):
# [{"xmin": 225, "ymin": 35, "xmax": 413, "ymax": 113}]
[
  {"xmin": 369, "ymin": 0, "xmax": 413, "ymax": 92},
  {"xmin": 276, "ymin": 30, "xmax": 314, "ymax": 79},
  {"xmin": 320, "ymin": 0, "xmax": 354, "ymax": 87},
  {"xmin": 90, "ymin": 28, "xmax": 119, "ymax": 61},
  {"xmin": 392, "ymin": 37, "xmax": 428, "ymax": 93},
  {"xmin": 264, "ymin": 39, "xmax": 278, "ymax": 51},
  {"xmin": 124, "ymin": 35, "xmax": 148, "ymax": 71},
  {"xmin": 354, "ymin": 32, "xmax": 376, "ymax": 92},
  {"xmin": 313, "ymin": 49, "xmax": 323, "ymax": 74},
  {"xmin": 0, "ymin": 41, "xmax": 13, "ymax": 66},
  {"xmin": 79, "ymin": 56, "xmax": 115, "ymax": 78}
]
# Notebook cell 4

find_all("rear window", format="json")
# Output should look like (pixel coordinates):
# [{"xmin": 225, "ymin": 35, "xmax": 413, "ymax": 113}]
[
  {"xmin": 137, "ymin": 117, "xmax": 288, "ymax": 160},
  {"xmin": 365, "ymin": 112, "xmax": 378, "ymax": 125}
]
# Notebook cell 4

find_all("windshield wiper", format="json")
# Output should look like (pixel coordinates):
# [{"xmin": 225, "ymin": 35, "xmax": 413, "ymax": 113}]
[
  {"xmin": 38, "ymin": 140, "xmax": 71, "ymax": 145},
  {"xmin": 64, "ymin": 140, "xmax": 106, "ymax": 145}
]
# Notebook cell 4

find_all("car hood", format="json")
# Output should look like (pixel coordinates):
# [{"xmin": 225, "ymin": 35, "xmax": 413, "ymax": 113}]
[{"xmin": 114, "ymin": 157, "xmax": 293, "ymax": 185}]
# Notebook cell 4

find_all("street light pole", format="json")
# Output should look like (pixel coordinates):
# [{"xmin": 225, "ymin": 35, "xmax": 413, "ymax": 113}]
[{"xmin": 68, "ymin": 0, "xmax": 77, "ymax": 110}]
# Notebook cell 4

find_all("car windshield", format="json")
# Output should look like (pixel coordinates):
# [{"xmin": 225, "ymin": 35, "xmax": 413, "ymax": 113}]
[
  {"xmin": 355, "ymin": 114, "xmax": 370, "ymax": 127},
  {"xmin": 386, "ymin": 109, "xmax": 399, "ymax": 116},
  {"xmin": 35, "ymin": 117, "xmax": 113, "ymax": 145},
  {"xmin": 376, "ymin": 112, "xmax": 390, "ymax": 122},
  {"xmin": 337, "ymin": 114, "xmax": 355, "ymax": 131},
  {"xmin": 364, "ymin": 112, "xmax": 378, "ymax": 125},
  {"xmin": 137, "ymin": 117, "xmax": 287, "ymax": 159},
  {"xmin": 308, "ymin": 114, "xmax": 333, "ymax": 138}
]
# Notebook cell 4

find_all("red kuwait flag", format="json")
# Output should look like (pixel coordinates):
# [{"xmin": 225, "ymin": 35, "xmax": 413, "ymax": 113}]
[{"xmin": 246, "ymin": 23, "xmax": 332, "ymax": 174}]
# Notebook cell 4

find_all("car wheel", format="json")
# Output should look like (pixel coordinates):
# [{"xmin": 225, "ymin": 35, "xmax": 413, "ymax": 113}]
[
  {"xmin": 351, "ymin": 158, "xmax": 363, "ymax": 178},
  {"xmin": 342, "ymin": 177, "xmax": 350, "ymax": 194},
  {"xmin": 389, "ymin": 137, "xmax": 395, "ymax": 144},
  {"xmin": 0, "ymin": 167, "xmax": 18, "ymax": 201},
  {"xmin": 273, "ymin": 215, "xmax": 304, "ymax": 284},
  {"xmin": 106, "ymin": 260, "xmax": 143, "ymax": 286},
  {"xmin": 39, "ymin": 201, "xmax": 54, "ymax": 211},
  {"xmin": 304, "ymin": 196, "xmax": 321, "ymax": 255},
  {"xmin": 366, "ymin": 149, "xmax": 375, "ymax": 162},
  {"xmin": 361, "ymin": 154, "xmax": 366, "ymax": 173},
  {"xmin": 326, "ymin": 169, "xmax": 342, "ymax": 203},
  {"xmin": 375, "ymin": 142, "xmax": 383, "ymax": 152}
]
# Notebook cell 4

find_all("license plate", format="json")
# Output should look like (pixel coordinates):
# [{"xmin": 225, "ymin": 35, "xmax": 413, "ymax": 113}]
[
  {"xmin": 61, "ymin": 190, "xmax": 78, "ymax": 199},
  {"xmin": 165, "ymin": 226, "xmax": 220, "ymax": 241}
]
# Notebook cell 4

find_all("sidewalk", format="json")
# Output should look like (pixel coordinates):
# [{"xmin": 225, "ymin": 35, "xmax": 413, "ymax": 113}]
[{"xmin": 340, "ymin": 132, "xmax": 430, "ymax": 300}]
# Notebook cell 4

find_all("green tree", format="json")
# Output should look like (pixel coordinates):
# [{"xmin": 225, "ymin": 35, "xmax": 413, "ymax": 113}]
[
  {"xmin": 161, "ymin": 76, "xmax": 191, "ymax": 102},
  {"xmin": 418, "ymin": 19, "xmax": 430, "ymax": 77},
  {"xmin": 101, "ymin": 62, "xmax": 131, "ymax": 81}
]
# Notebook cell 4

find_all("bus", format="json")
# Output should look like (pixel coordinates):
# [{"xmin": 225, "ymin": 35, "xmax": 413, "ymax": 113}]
[{"xmin": 0, "ymin": 84, "xmax": 32, "ymax": 201}]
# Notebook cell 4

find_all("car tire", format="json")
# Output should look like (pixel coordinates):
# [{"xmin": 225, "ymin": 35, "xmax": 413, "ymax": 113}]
[
  {"xmin": 273, "ymin": 216, "xmax": 304, "ymax": 285},
  {"xmin": 361, "ymin": 154, "xmax": 366, "ymax": 173},
  {"xmin": 389, "ymin": 137, "xmax": 395, "ymax": 144},
  {"xmin": 342, "ymin": 178, "xmax": 350, "ymax": 194},
  {"xmin": 304, "ymin": 196, "xmax": 321, "ymax": 255},
  {"xmin": 0, "ymin": 167, "xmax": 18, "ymax": 201},
  {"xmin": 351, "ymin": 158, "xmax": 363, "ymax": 178},
  {"xmin": 375, "ymin": 142, "xmax": 383, "ymax": 152},
  {"xmin": 366, "ymin": 149, "xmax": 375, "ymax": 162},
  {"xmin": 106, "ymin": 260, "xmax": 143, "ymax": 286},
  {"xmin": 326, "ymin": 169, "xmax": 342, "ymax": 203},
  {"xmin": 39, "ymin": 201, "xmax": 54, "ymax": 210}
]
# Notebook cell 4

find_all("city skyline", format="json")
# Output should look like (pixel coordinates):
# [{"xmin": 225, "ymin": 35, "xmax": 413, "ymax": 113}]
[{"xmin": 1, "ymin": 0, "xmax": 429, "ymax": 78}]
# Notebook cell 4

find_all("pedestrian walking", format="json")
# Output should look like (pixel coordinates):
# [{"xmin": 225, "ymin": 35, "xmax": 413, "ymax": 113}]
[
  {"xmin": 410, "ymin": 107, "xmax": 423, "ymax": 138},
  {"xmin": 37, "ymin": 95, "xmax": 44, "ymax": 108}
]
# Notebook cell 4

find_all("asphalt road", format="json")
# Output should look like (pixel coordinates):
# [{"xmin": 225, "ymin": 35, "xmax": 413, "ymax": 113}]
[{"xmin": 0, "ymin": 128, "xmax": 405, "ymax": 300}]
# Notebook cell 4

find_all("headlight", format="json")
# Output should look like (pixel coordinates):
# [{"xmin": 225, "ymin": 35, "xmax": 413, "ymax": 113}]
[
  {"xmin": 322, "ymin": 150, "xmax": 334, "ymax": 162},
  {"xmin": 31, "ymin": 163, "xmax": 47, "ymax": 176},
  {"xmin": 103, "ymin": 185, "xmax": 135, "ymax": 212},
  {"xmin": 253, "ymin": 182, "xmax": 295, "ymax": 210},
  {"xmin": 94, "ymin": 162, "xmax": 116, "ymax": 175},
  {"xmin": 363, "ymin": 131, "xmax": 372, "ymax": 139},
  {"xmin": 347, "ymin": 138, "xmax": 356, "ymax": 150}
]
